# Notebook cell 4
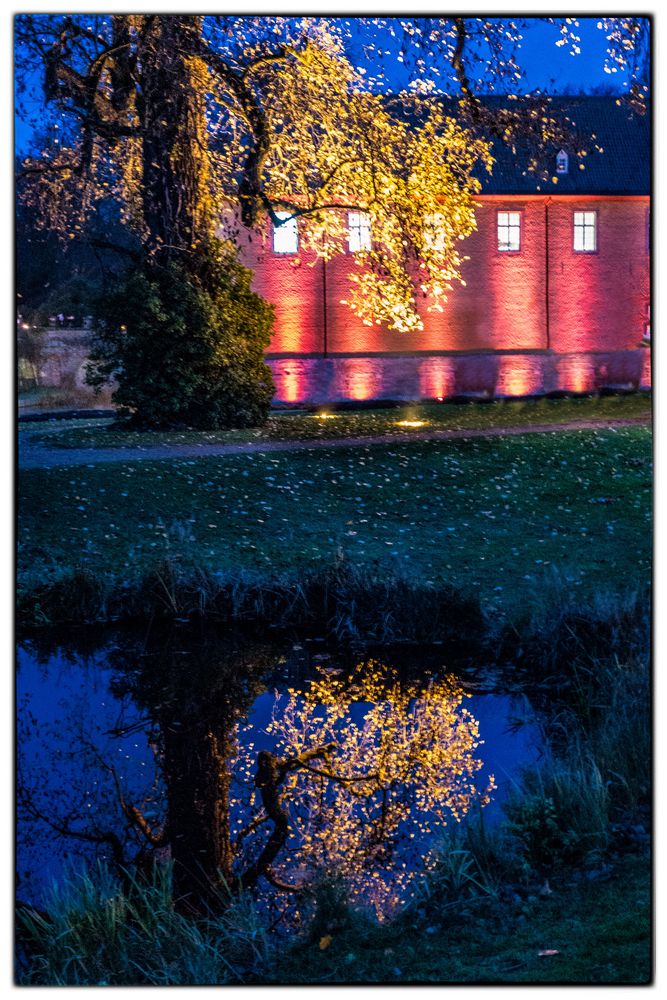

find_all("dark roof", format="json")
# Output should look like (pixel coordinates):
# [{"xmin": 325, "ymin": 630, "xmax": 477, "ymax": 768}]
[{"xmin": 478, "ymin": 96, "xmax": 650, "ymax": 196}]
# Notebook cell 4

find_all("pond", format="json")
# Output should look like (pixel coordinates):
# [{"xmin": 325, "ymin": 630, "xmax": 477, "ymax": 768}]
[{"xmin": 17, "ymin": 625, "xmax": 542, "ymax": 921}]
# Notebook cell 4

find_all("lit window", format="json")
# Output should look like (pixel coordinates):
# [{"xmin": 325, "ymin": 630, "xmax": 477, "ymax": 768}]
[
  {"xmin": 424, "ymin": 212, "xmax": 447, "ymax": 252},
  {"xmin": 348, "ymin": 211, "xmax": 372, "ymax": 252},
  {"xmin": 273, "ymin": 212, "xmax": 299, "ymax": 254},
  {"xmin": 573, "ymin": 211, "xmax": 597, "ymax": 252},
  {"xmin": 497, "ymin": 211, "xmax": 521, "ymax": 252},
  {"xmin": 556, "ymin": 149, "xmax": 569, "ymax": 174}
]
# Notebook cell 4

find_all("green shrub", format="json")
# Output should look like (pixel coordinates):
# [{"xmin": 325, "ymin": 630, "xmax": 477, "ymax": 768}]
[
  {"xmin": 504, "ymin": 751, "xmax": 609, "ymax": 876},
  {"xmin": 87, "ymin": 240, "xmax": 275, "ymax": 429}
]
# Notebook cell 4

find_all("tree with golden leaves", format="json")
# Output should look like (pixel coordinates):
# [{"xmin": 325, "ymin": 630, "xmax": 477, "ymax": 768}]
[{"xmin": 16, "ymin": 16, "xmax": 494, "ymax": 331}]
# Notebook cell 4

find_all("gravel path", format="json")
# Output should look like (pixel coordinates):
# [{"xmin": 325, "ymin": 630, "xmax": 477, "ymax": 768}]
[{"xmin": 18, "ymin": 416, "xmax": 651, "ymax": 470}]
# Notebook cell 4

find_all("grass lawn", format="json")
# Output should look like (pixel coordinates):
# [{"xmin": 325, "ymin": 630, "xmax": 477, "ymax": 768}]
[
  {"xmin": 273, "ymin": 854, "xmax": 651, "ymax": 985},
  {"xmin": 19, "ymin": 425, "xmax": 652, "ymax": 615},
  {"xmin": 20, "ymin": 393, "xmax": 651, "ymax": 450}
]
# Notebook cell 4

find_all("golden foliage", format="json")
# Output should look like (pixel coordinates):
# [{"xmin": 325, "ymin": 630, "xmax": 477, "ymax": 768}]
[
  {"xmin": 233, "ymin": 661, "xmax": 495, "ymax": 919},
  {"xmin": 18, "ymin": 15, "xmax": 491, "ymax": 332}
]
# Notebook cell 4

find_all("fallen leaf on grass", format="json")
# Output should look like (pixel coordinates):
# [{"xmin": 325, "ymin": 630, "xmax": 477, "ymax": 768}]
[{"xmin": 319, "ymin": 935, "xmax": 332, "ymax": 950}]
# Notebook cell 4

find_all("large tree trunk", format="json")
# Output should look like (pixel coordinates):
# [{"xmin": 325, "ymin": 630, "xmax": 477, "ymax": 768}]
[{"xmin": 137, "ymin": 16, "xmax": 212, "ymax": 263}]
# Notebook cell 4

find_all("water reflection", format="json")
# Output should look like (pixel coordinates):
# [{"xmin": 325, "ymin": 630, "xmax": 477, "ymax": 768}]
[
  {"xmin": 232, "ymin": 662, "xmax": 495, "ymax": 919},
  {"xmin": 17, "ymin": 629, "xmax": 539, "ymax": 920}
]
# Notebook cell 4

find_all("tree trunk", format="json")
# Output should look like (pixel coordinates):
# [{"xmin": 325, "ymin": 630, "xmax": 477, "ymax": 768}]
[{"xmin": 137, "ymin": 16, "xmax": 212, "ymax": 263}]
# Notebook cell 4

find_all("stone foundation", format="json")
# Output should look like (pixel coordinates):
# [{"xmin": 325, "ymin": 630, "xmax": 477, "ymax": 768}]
[
  {"xmin": 268, "ymin": 349, "xmax": 651, "ymax": 405},
  {"xmin": 23, "ymin": 329, "xmax": 651, "ymax": 408}
]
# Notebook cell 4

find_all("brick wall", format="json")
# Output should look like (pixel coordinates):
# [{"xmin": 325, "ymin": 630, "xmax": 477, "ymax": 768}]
[
  {"xmin": 239, "ymin": 225, "xmax": 325, "ymax": 355},
  {"xmin": 245, "ymin": 195, "xmax": 650, "ymax": 361},
  {"xmin": 547, "ymin": 199, "xmax": 650, "ymax": 353}
]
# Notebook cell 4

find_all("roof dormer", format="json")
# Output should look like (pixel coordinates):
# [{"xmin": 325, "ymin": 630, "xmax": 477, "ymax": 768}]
[{"xmin": 556, "ymin": 149, "xmax": 569, "ymax": 175}]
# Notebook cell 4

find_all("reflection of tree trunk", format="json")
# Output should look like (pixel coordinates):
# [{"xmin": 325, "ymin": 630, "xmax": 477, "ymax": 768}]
[
  {"xmin": 162, "ymin": 718, "xmax": 236, "ymax": 915},
  {"xmin": 124, "ymin": 638, "xmax": 277, "ymax": 915},
  {"xmin": 240, "ymin": 744, "xmax": 336, "ymax": 892}
]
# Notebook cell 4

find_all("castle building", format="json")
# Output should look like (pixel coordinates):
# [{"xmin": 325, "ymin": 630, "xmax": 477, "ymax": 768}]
[{"xmin": 242, "ymin": 97, "xmax": 651, "ymax": 405}]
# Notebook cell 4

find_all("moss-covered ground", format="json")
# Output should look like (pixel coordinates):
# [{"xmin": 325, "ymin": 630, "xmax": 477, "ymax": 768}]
[{"xmin": 273, "ymin": 854, "xmax": 651, "ymax": 985}]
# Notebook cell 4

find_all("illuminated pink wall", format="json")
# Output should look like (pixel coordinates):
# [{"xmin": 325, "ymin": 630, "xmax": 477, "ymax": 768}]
[
  {"xmin": 240, "ymin": 229, "xmax": 324, "ymax": 355},
  {"xmin": 238, "ymin": 195, "xmax": 651, "ymax": 403},
  {"xmin": 547, "ymin": 199, "xmax": 650, "ymax": 354}
]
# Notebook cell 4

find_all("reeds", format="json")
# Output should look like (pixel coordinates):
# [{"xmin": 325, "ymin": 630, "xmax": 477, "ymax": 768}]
[
  {"xmin": 18, "ymin": 555, "xmax": 487, "ymax": 648},
  {"xmin": 17, "ymin": 862, "xmax": 274, "ymax": 986}
]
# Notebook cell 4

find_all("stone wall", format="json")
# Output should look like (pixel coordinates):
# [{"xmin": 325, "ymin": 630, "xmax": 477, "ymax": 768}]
[
  {"xmin": 33, "ymin": 329, "xmax": 95, "ymax": 389},
  {"xmin": 25, "ymin": 333, "xmax": 651, "ymax": 409},
  {"xmin": 268, "ymin": 349, "xmax": 651, "ymax": 405},
  {"xmin": 19, "ymin": 328, "xmax": 115, "ymax": 408}
]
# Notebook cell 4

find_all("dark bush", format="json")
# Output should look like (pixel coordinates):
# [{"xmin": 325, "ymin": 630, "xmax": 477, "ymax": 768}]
[{"xmin": 87, "ymin": 240, "xmax": 275, "ymax": 429}]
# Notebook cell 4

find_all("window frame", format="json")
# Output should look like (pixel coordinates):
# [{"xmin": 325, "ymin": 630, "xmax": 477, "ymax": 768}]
[
  {"xmin": 496, "ymin": 208, "xmax": 523, "ymax": 254},
  {"xmin": 573, "ymin": 209, "xmax": 598, "ymax": 254},
  {"xmin": 347, "ymin": 211, "xmax": 372, "ymax": 253},
  {"xmin": 272, "ymin": 211, "xmax": 299, "ymax": 254}
]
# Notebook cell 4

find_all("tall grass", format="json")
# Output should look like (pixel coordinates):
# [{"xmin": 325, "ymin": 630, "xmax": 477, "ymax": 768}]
[
  {"xmin": 18, "ymin": 556, "xmax": 487, "ymax": 649},
  {"xmin": 501, "ymin": 578, "xmax": 650, "ymax": 685},
  {"xmin": 17, "ymin": 862, "xmax": 274, "ymax": 986},
  {"xmin": 506, "ymin": 584, "xmax": 651, "ymax": 820},
  {"xmin": 588, "ymin": 657, "xmax": 650, "ymax": 811},
  {"xmin": 420, "ymin": 586, "xmax": 651, "ymax": 901}
]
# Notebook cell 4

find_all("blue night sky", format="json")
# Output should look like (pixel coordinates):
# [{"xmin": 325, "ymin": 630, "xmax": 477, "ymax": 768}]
[
  {"xmin": 14, "ymin": 15, "xmax": 647, "ymax": 156},
  {"xmin": 503, "ymin": 17, "xmax": 635, "ymax": 90}
]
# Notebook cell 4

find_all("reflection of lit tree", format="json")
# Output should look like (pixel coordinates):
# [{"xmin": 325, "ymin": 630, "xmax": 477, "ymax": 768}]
[
  {"xmin": 19, "ymin": 641, "xmax": 494, "ymax": 921},
  {"xmin": 112, "ymin": 637, "xmax": 275, "ymax": 914},
  {"xmin": 233, "ymin": 661, "xmax": 495, "ymax": 919}
]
